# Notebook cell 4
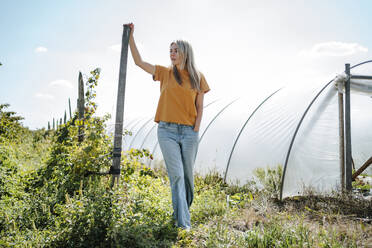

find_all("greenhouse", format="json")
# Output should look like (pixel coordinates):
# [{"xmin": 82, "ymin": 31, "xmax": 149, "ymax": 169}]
[{"xmin": 118, "ymin": 61, "xmax": 372, "ymax": 200}]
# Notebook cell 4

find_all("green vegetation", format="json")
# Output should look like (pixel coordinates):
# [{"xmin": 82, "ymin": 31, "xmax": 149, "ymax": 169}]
[
  {"xmin": 353, "ymin": 177, "xmax": 372, "ymax": 192},
  {"xmin": 1, "ymin": 70, "xmax": 371, "ymax": 247}
]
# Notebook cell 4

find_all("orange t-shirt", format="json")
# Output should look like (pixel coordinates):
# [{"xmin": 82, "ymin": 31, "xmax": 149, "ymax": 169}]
[{"xmin": 153, "ymin": 65, "xmax": 210, "ymax": 126}]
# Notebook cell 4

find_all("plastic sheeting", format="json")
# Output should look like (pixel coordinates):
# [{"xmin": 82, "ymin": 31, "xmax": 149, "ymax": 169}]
[
  {"xmin": 281, "ymin": 84, "xmax": 340, "ymax": 198},
  {"xmin": 351, "ymin": 79, "xmax": 372, "ymax": 95},
  {"xmin": 350, "ymin": 94, "xmax": 372, "ymax": 170},
  {"xmin": 123, "ymin": 117, "xmax": 148, "ymax": 151}
]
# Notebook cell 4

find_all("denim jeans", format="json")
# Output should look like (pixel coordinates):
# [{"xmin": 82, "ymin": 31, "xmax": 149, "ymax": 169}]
[{"xmin": 157, "ymin": 121, "xmax": 199, "ymax": 229}]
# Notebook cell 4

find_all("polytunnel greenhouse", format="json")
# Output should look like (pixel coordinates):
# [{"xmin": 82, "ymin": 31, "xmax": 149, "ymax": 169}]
[{"xmin": 117, "ymin": 61, "xmax": 372, "ymax": 200}]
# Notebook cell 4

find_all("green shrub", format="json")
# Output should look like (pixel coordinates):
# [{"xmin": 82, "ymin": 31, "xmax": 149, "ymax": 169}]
[
  {"xmin": 0, "ymin": 103, "xmax": 25, "ymax": 141},
  {"xmin": 254, "ymin": 165, "xmax": 283, "ymax": 198}
]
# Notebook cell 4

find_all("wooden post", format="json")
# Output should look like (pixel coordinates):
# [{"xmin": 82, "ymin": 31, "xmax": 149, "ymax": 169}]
[
  {"xmin": 68, "ymin": 98, "xmax": 72, "ymax": 119},
  {"xmin": 78, "ymin": 72, "xmax": 85, "ymax": 142},
  {"xmin": 352, "ymin": 156, "xmax": 372, "ymax": 180},
  {"xmin": 345, "ymin": 64, "xmax": 352, "ymax": 191},
  {"xmin": 111, "ymin": 24, "xmax": 131, "ymax": 188},
  {"xmin": 64, "ymin": 110, "xmax": 67, "ymax": 124},
  {"xmin": 48, "ymin": 121, "xmax": 51, "ymax": 130},
  {"xmin": 338, "ymin": 82, "xmax": 345, "ymax": 190}
]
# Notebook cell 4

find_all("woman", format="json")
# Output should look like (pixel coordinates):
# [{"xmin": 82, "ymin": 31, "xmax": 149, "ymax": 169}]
[{"xmin": 126, "ymin": 23, "xmax": 210, "ymax": 230}]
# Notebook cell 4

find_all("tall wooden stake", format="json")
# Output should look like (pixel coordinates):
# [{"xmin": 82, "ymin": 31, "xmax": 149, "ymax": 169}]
[
  {"xmin": 345, "ymin": 64, "xmax": 352, "ymax": 191},
  {"xmin": 68, "ymin": 98, "xmax": 72, "ymax": 119},
  {"xmin": 78, "ymin": 72, "xmax": 85, "ymax": 142},
  {"xmin": 338, "ymin": 81, "xmax": 345, "ymax": 190},
  {"xmin": 111, "ymin": 25, "xmax": 130, "ymax": 187}
]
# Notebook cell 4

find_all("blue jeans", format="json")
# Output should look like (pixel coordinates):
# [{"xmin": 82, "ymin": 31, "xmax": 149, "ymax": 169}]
[{"xmin": 157, "ymin": 121, "xmax": 199, "ymax": 229}]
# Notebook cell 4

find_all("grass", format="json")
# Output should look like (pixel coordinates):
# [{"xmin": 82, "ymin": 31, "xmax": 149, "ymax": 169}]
[{"xmin": 1, "ymin": 117, "xmax": 371, "ymax": 247}]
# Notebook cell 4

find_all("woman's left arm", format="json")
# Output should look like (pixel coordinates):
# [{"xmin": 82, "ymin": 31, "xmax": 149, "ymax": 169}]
[{"xmin": 194, "ymin": 92, "xmax": 204, "ymax": 132}]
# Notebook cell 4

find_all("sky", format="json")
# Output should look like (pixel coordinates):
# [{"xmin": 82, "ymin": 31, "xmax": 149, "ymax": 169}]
[{"xmin": 1, "ymin": 0, "xmax": 372, "ymax": 129}]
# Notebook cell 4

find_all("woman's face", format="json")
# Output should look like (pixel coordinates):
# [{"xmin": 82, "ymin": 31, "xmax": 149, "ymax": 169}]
[{"xmin": 170, "ymin": 43, "xmax": 182, "ymax": 66}]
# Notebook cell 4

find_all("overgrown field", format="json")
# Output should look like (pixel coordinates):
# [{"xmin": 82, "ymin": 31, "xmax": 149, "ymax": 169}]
[{"xmin": 1, "ymin": 70, "xmax": 371, "ymax": 247}]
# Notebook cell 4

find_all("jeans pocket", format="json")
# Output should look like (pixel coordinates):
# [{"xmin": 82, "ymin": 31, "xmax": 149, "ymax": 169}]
[
  {"xmin": 190, "ymin": 125, "xmax": 198, "ymax": 133},
  {"xmin": 187, "ymin": 126, "xmax": 199, "ymax": 137}
]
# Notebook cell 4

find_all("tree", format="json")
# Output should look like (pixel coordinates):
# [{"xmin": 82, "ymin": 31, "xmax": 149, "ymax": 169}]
[{"xmin": 0, "ymin": 103, "xmax": 24, "ymax": 140}]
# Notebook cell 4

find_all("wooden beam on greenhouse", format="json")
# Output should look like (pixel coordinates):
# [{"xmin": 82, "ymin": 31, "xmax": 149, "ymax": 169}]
[
  {"xmin": 352, "ymin": 156, "xmax": 372, "ymax": 180},
  {"xmin": 338, "ymin": 79, "xmax": 345, "ymax": 190},
  {"xmin": 111, "ymin": 24, "xmax": 131, "ymax": 187}
]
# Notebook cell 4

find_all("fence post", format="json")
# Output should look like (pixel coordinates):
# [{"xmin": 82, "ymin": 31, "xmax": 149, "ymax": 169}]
[
  {"xmin": 338, "ymin": 79, "xmax": 345, "ymax": 191},
  {"xmin": 344, "ymin": 63, "xmax": 352, "ymax": 191},
  {"xmin": 111, "ymin": 24, "xmax": 131, "ymax": 188},
  {"xmin": 78, "ymin": 72, "xmax": 85, "ymax": 142},
  {"xmin": 68, "ymin": 98, "xmax": 72, "ymax": 119}
]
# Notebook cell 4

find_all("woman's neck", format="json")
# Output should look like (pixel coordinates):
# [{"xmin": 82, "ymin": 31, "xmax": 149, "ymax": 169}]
[{"xmin": 175, "ymin": 64, "xmax": 186, "ymax": 71}]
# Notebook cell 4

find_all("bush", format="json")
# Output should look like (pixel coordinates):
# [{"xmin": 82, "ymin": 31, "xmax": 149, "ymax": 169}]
[
  {"xmin": 254, "ymin": 165, "xmax": 283, "ymax": 199},
  {"xmin": 0, "ymin": 103, "xmax": 25, "ymax": 141}
]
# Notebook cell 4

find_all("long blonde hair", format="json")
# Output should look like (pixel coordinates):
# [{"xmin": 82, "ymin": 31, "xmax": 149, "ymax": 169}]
[{"xmin": 171, "ymin": 40, "xmax": 201, "ymax": 91}]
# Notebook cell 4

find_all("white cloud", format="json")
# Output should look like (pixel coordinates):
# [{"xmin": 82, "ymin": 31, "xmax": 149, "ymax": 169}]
[
  {"xmin": 34, "ymin": 93, "xmax": 54, "ymax": 99},
  {"xmin": 109, "ymin": 44, "xmax": 121, "ymax": 52},
  {"xmin": 35, "ymin": 46, "xmax": 48, "ymax": 53},
  {"xmin": 49, "ymin": 79, "xmax": 73, "ymax": 89},
  {"xmin": 299, "ymin": 42, "xmax": 368, "ymax": 58}
]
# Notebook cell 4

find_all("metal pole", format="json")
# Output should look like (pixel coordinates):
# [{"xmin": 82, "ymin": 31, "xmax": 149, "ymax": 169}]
[
  {"xmin": 111, "ymin": 25, "xmax": 130, "ymax": 187},
  {"xmin": 338, "ymin": 82, "xmax": 345, "ymax": 190},
  {"xmin": 350, "ymin": 75, "xmax": 372, "ymax": 80},
  {"xmin": 345, "ymin": 64, "xmax": 352, "ymax": 191}
]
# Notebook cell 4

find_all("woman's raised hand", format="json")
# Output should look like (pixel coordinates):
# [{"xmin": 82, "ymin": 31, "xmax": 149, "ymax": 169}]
[
  {"xmin": 124, "ymin": 23, "xmax": 134, "ymax": 36},
  {"xmin": 125, "ymin": 22, "xmax": 155, "ymax": 75}
]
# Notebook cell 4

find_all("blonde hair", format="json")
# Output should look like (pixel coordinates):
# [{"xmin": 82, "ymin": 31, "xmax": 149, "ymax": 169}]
[{"xmin": 171, "ymin": 40, "xmax": 201, "ymax": 91}]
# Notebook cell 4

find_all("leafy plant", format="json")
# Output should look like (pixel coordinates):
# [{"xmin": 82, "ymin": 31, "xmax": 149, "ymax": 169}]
[
  {"xmin": 0, "ymin": 103, "xmax": 25, "ymax": 141},
  {"xmin": 254, "ymin": 165, "xmax": 283, "ymax": 198}
]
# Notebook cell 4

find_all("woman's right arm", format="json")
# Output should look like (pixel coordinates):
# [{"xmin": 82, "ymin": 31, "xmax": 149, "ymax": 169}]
[{"xmin": 126, "ymin": 23, "xmax": 155, "ymax": 75}]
